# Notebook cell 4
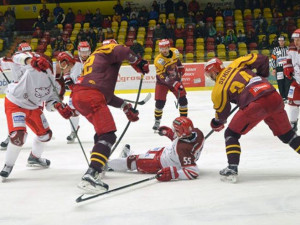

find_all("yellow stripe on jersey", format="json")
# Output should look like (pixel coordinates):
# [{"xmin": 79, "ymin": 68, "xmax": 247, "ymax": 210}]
[
  {"xmin": 154, "ymin": 48, "xmax": 180, "ymax": 76},
  {"xmin": 93, "ymin": 43, "xmax": 119, "ymax": 55}
]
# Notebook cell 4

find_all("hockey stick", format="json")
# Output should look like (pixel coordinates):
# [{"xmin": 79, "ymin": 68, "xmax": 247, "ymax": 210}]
[
  {"xmin": 205, "ymin": 105, "xmax": 239, "ymax": 139},
  {"xmin": 76, "ymin": 175, "xmax": 157, "ymax": 203},
  {"xmin": 47, "ymin": 75, "xmax": 89, "ymax": 165},
  {"xmin": 110, "ymin": 73, "xmax": 145, "ymax": 155},
  {"xmin": 0, "ymin": 67, "xmax": 10, "ymax": 83},
  {"xmin": 123, "ymin": 92, "xmax": 151, "ymax": 105}
]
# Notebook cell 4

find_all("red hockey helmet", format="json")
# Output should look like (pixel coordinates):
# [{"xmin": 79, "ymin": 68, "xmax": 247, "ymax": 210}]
[
  {"xmin": 57, "ymin": 51, "xmax": 75, "ymax": 69},
  {"xmin": 292, "ymin": 29, "xmax": 300, "ymax": 38},
  {"xmin": 78, "ymin": 41, "xmax": 91, "ymax": 60},
  {"xmin": 173, "ymin": 117, "xmax": 194, "ymax": 138},
  {"xmin": 204, "ymin": 57, "xmax": 224, "ymax": 80},
  {"xmin": 102, "ymin": 39, "xmax": 118, "ymax": 46},
  {"xmin": 18, "ymin": 43, "xmax": 32, "ymax": 52},
  {"xmin": 158, "ymin": 39, "xmax": 170, "ymax": 49}
]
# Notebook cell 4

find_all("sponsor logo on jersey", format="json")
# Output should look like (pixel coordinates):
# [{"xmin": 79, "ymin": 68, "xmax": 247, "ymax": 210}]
[{"xmin": 12, "ymin": 112, "xmax": 26, "ymax": 128}]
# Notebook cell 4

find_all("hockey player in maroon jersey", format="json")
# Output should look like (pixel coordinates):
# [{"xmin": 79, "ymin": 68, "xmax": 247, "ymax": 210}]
[
  {"xmin": 205, "ymin": 54, "xmax": 300, "ymax": 183},
  {"xmin": 107, "ymin": 117, "xmax": 204, "ymax": 181},
  {"xmin": 72, "ymin": 39, "xmax": 150, "ymax": 193}
]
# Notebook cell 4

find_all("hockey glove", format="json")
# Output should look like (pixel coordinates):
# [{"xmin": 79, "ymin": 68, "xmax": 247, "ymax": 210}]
[
  {"xmin": 210, "ymin": 118, "xmax": 225, "ymax": 132},
  {"xmin": 122, "ymin": 103, "xmax": 139, "ymax": 122},
  {"xmin": 54, "ymin": 102, "xmax": 74, "ymax": 119},
  {"xmin": 156, "ymin": 166, "xmax": 179, "ymax": 182},
  {"xmin": 131, "ymin": 58, "xmax": 150, "ymax": 74},
  {"xmin": 64, "ymin": 74, "xmax": 74, "ymax": 90},
  {"xmin": 158, "ymin": 126, "xmax": 175, "ymax": 140},
  {"xmin": 31, "ymin": 56, "xmax": 50, "ymax": 72},
  {"xmin": 283, "ymin": 59, "xmax": 294, "ymax": 79},
  {"xmin": 173, "ymin": 81, "xmax": 184, "ymax": 93},
  {"xmin": 177, "ymin": 65, "xmax": 185, "ymax": 77}
]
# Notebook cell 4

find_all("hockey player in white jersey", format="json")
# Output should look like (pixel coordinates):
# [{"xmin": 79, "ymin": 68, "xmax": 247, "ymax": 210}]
[
  {"xmin": 108, "ymin": 117, "xmax": 204, "ymax": 181},
  {"xmin": 0, "ymin": 53, "xmax": 75, "ymax": 181},
  {"xmin": 0, "ymin": 42, "xmax": 32, "ymax": 150},
  {"xmin": 63, "ymin": 41, "xmax": 91, "ymax": 143},
  {"xmin": 284, "ymin": 29, "xmax": 300, "ymax": 132}
]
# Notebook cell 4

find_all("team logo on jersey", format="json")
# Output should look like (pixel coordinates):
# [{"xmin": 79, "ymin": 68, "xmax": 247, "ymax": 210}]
[
  {"xmin": 35, "ymin": 85, "xmax": 51, "ymax": 98},
  {"xmin": 157, "ymin": 58, "xmax": 165, "ymax": 66}
]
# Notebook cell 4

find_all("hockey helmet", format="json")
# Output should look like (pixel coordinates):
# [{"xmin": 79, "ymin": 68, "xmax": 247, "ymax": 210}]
[
  {"xmin": 292, "ymin": 29, "xmax": 300, "ymax": 38},
  {"xmin": 57, "ymin": 51, "xmax": 75, "ymax": 69},
  {"xmin": 204, "ymin": 57, "xmax": 224, "ymax": 80},
  {"xmin": 158, "ymin": 39, "xmax": 170, "ymax": 49},
  {"xmin": 78, "ymin": 41, "xmax": 91, "ymax": 60},
  {"xmin": 173, "ymin": 117, "xmax": 194, "ymax": 138},
  {"xmin": 18, "ymin": 43, "xmax": 32, "ymax": 52},
  {"xmin": 102, "ymin": 39, "xmax": 118, "ymax": 46}
]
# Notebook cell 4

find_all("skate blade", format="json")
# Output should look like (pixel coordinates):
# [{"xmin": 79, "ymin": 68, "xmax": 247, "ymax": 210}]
[
  {"xmin": 67, "ymin": 140, "xmax": 75, "ymax": 144},
  {"xmin": 26, "ymin": 163, "xmax": 49, "ymax": 168},
  {"xmin": 1, "ymin": 176, "xmax": 7, "ymax": 182},
  {"xmin": 220, "ymin": 175, "xmax": 238, "ymax": 183},
  {"xmin": 0, "ymin": 147, "xmax": 7, "ymax": 151},
  {"xmin": 77, "ymin": 180, "xmax": 108, "ymax": 194}
]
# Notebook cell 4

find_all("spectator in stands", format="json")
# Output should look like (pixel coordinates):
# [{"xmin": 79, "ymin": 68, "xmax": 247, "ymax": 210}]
[
  {"xmin": 39, "ymin": 4, "xmax": 49, "ymax": 23},
  {"xmin": 175, "ymin": 0, "xmax": 187, "ymax": 12},
  {"xmin": 74, "ymin": 34, "xmax": 83, "ymax": 48},
  {"xmin": 105, "ymin": 28, "xmax": 115, "ymax": 40},
  {"xmin": 176, "ymin": 5, "xmax": 188, "ymax": 18},
  {"xmin": 165, "ymin": 23, "xmax": 175, "ymax": 41},
  {"xmin": 206, "ymin": 22, "xmax": 216, "ymax": 38},
  {"xmin": 53, "ymin": 3, "xmax": 64, "ymax": 18},
  {"xmin": 157, "ymin": 18, "xmax": 166, "ymax": 29},
  {"xmin": 52, "ymin": 35, "xmax": 65, "ymax": 52},
  {"xmin": 87, "ymin": 27, "xmax": 97, "ymax": 46},
  {"xmin": 185, "ymin": 11, "xmax": 196, "ymax": 26},
  {"xmin": 45, "ymin": 17, "xmax": 55, "ymax": 31},
  {"xmin": 254, "ymin": 13, "xmax": 268, "ymax": 35},
  {"xmin": 139, "ymin": 6, "xmax": 149, "ymax": 19},
  {"xmin": 215, "ymin": 31, "xmax": 225, "ymax": 45},
  {"xmin": 245, "ymin": 29, "xmax": 256, "ymax": 45},
  {"xmin": 154, "ymin": 24, "xmax": 166, "ymax": 42},
  {"xmin": 225, "ymin": 29, "xmax": 237, "ymax": 45},
  {"xmin": 258, "ymin": 36, "xmax": 269, "ymax": 50},
  {"xmin": 195, "ymin": 10, "xmax": 205, "ymax": 23},
  {"xmin": 102, "ymin": 16, "xmax": 111, "ymax": 29},
  {"xmin": 4, "ymin": 7, "xmax": 15, "ymax": 18},
  {"xmin": 278, "ymin": 19, "xmax": 288, "ymax": 35},
  {"xmin": 203, "ymin": 3, "xmax": 215, "ymax": 20},
  {"xmin": 86, "ymin": 36, "xmax": 94, "ymax": 50},
  {"xmin": 84, "ymin": 9, "xmax": 93, "ymax": 24},
  {"xmin": 149, "ymin": 6, "xmax": 159, "ymax": 21},
  {"xmin": 112, "ymin": 12, "xmax": 121, "ymax": 24},
  {"xmin": 90, "ymin": 16, "xmax": 99, "ymax": 29},
  {"xmin": 164, "ymin": 0, "xmax": 175, "ymax": 16},
  {"xmin": 138, "ymin": 15, "xmax": 148, "ymax": 27},
  {"xmin": 188, "ymin": 0, "xmax": 199, "ymax": 14},
  {"xmin": 234, "ymin": 0, "xmax": 245, "ymax": 10},
  {"xmin": 130, "ymin": 7, "xmax": 139, "ymax": 19},
  {"xmin": 77, "ymin": 29, "xmax": 86, "ymax": 40},
  {"xmin": 33, "ymin": 16, "xmax": 45, "ymax": 31},
  {"xmin": 32, "ymin": 28, "xmax": 43, "ymax": 39},
  {"xmin": 152, "ymin": 1, "xmax": 160, "ymax": 13},
  {"xmin": 113, "ymin": 0, "xmax": 123, "ymax": 15},
  {"xmin": 0, "ymin": 11, "xmax": 4, "ymax": 25},
  {"xmin": 270, "ymin": 36, "xmax": 278, "ymax": 49},
  {"xmin": 94, "ymin": 8, "xmax": 103, "ymax": 26},
  {"xmin": 267, "ymin": 20, "xmax": 278, "ymax": 35},
  {"xmin": 50, "ymin": 24, "xmax": 61, "ymax": 37},
  {"xmin": 284, "ymin": 6, "xmax": 294, "ymax": 18},
  {"xmin": 75, "ymin": 10, "xmax": 85, "ymax": 25},
  {"xmin": 248, "ymin": 0, "xmax": 260, "ymax": 10},
  {"xmin": 97, "ymin": 28, "xmax": 105, "ymax": 43},
  {"xmin": 55, "ymin": 11, "xmax": 66, "ymax": 25},
  {"xmin": 65, "ymin": 38, "xmax": 74, "ymax": 52},
  {"xmin": 237, "ymin": 30, "xmax": 246, "ymax": 43},
  {"xmin": 121, "ymin": 13, "xmax": 128, "ymax": 22},
  {"xmin": 216, "ymin": 7, "xmax": 223, "ymax": 17},
  {"xmin": 65, "ymin": 8, "xmax": 75, "ymax": 25},
  {"xmin": 223, "ymin": 4, "xmax": 233, "ymax": 17},
  {"xmin": 130, "ymin": 40, "xmax": 144, "ymax": 57},
  {"xmin": 129, "ymin": 14, "xmax": 138, "ymax": 28},
  {"xmin": 174, "ymin": 23, "xmax": 186, "ymax": 40},
  {"xmin": 124, "ymin": 2, "xmax": 132, "ymax": 17},
  {"xmin": 194, "ymin": 21, "xmax": 206, "ymax": 38}
]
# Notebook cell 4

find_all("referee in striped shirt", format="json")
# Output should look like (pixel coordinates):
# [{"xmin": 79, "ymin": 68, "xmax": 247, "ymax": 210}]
[{"xmin": 271, "ymin": 36, "xmax": 291, "ymax": 102}]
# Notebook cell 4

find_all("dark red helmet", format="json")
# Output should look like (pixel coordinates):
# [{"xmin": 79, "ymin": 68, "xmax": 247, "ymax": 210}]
[
  {"xmin": 18, "ymin": 43, "xmax": 32, "ymax": 52},
  {"xmin": 57, "ymin": 51, "xmax": 75, "ymax": 64},
  {"xmin": 173, "ymin": 117, "xmax": 194, "ymax": 138}
]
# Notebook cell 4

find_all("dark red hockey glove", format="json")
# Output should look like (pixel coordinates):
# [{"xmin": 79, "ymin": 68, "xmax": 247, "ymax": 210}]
[
  {"xmin": 158, "ymin": 126, "xmax": 175, "ymax": 140},
  {"xmin": 123, "ymin": 103, "xmax": 139, "ymax": 122},
  {"xmin": 210, "ymin": 118, "xmax": 225, "ymax": 132},
  {"xmin": 131, "ymin": 58, "xmax": 150, "ymax": 74},
  {"xmin": 173, "ymin": 81, "xmax": 184, "ymax": 93},
  {"xmin": 156, "ymin": 166, "xmax": 179, "ymax": 182},
  {"xmin": 31, "ymin": 56, "xmax": 50, "ymax": 72},
  {"xmin": 177, "ymin": 65, "xmax": 185, "ymax": 77},
  {"xmin": 55, "ymin": 102, "xmax": 74, "ymax": 119},
  {"xmin": 283, "ymin": 59, "xmax": 294, "ymax": 79}
]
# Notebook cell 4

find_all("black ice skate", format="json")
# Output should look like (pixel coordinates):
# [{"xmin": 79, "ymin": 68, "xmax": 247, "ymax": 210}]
[
  {"xmin": 291, "ymin": 120, "xmax": 298, "ymax": 133},
  {"xmin": 119, "ymin": 144, "xmax": 131, "ymax": 158},
  {"xmin": 66, "ymin": 131, "xmax": 76, "ymax": 144},
  {"xmin": 0, "ymin": 164, "xmax": 13, "ymax": 181},
  {"xmin": 0, "ymin": 136, "xmax": 9, "ymax": 150},
  {"xmin": 219, "ymin": 164, "xmax": 238, "ymax": 183},
  {"xmin": 152, "ymin": 119, "xmax": 161, "ymax": 131},
  {"xmin": 77, "ymin": 167, "xmax": 109, "ymax": 194},
  {"xmin": 27, "ymin": 153, "xmax": 51, "ymax": 168}
]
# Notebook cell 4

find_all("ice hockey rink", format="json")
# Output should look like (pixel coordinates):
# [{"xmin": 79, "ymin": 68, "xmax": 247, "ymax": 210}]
[{"xmin": 0, "ymin": 90, "xmax": 300, "ymax": 225}]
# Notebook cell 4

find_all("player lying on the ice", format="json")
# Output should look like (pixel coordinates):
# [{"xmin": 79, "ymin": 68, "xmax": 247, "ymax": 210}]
[{"xmin": 107, "ymin": 117, "xmax": 205, "ymax": 181}]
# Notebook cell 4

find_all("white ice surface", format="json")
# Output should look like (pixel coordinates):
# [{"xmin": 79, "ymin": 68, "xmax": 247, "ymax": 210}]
[{"xmin": 0, "ymin": 91, "xmax": 300, "ymax": 225}]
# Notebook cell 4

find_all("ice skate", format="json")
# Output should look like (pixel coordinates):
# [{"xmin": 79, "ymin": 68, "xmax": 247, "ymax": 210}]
[
  {"xmin": 0, "ymin": 164, "xmax": 13, "ymax": 181},
  {"xmin": 77, "ymin": 167, "xmax": 109, "ymax": 194},
  {"xmin": 119, "ymin": 144, "xmax": 131, "ymax": 158},
  {"xmin": 220, "ymin": 164, "xmax": 238, "ymax": 183},
  {"xmin": 66, "ymin": 131, "xmax": 77, "ymax": 144},
  {"xmin": 152, "ymin": 119, "xmax": 161, "ymax": 131},
  {"xmin": 0, "ymin": 137, "xmax": 9, "ymax": 150},
  {"xmin": 291, "ymin": 120, "xmax": 298, "ymax": 133},
  {"xmin": 27, "ymin": 153, "xmax": 51, "ymax": 168}
]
